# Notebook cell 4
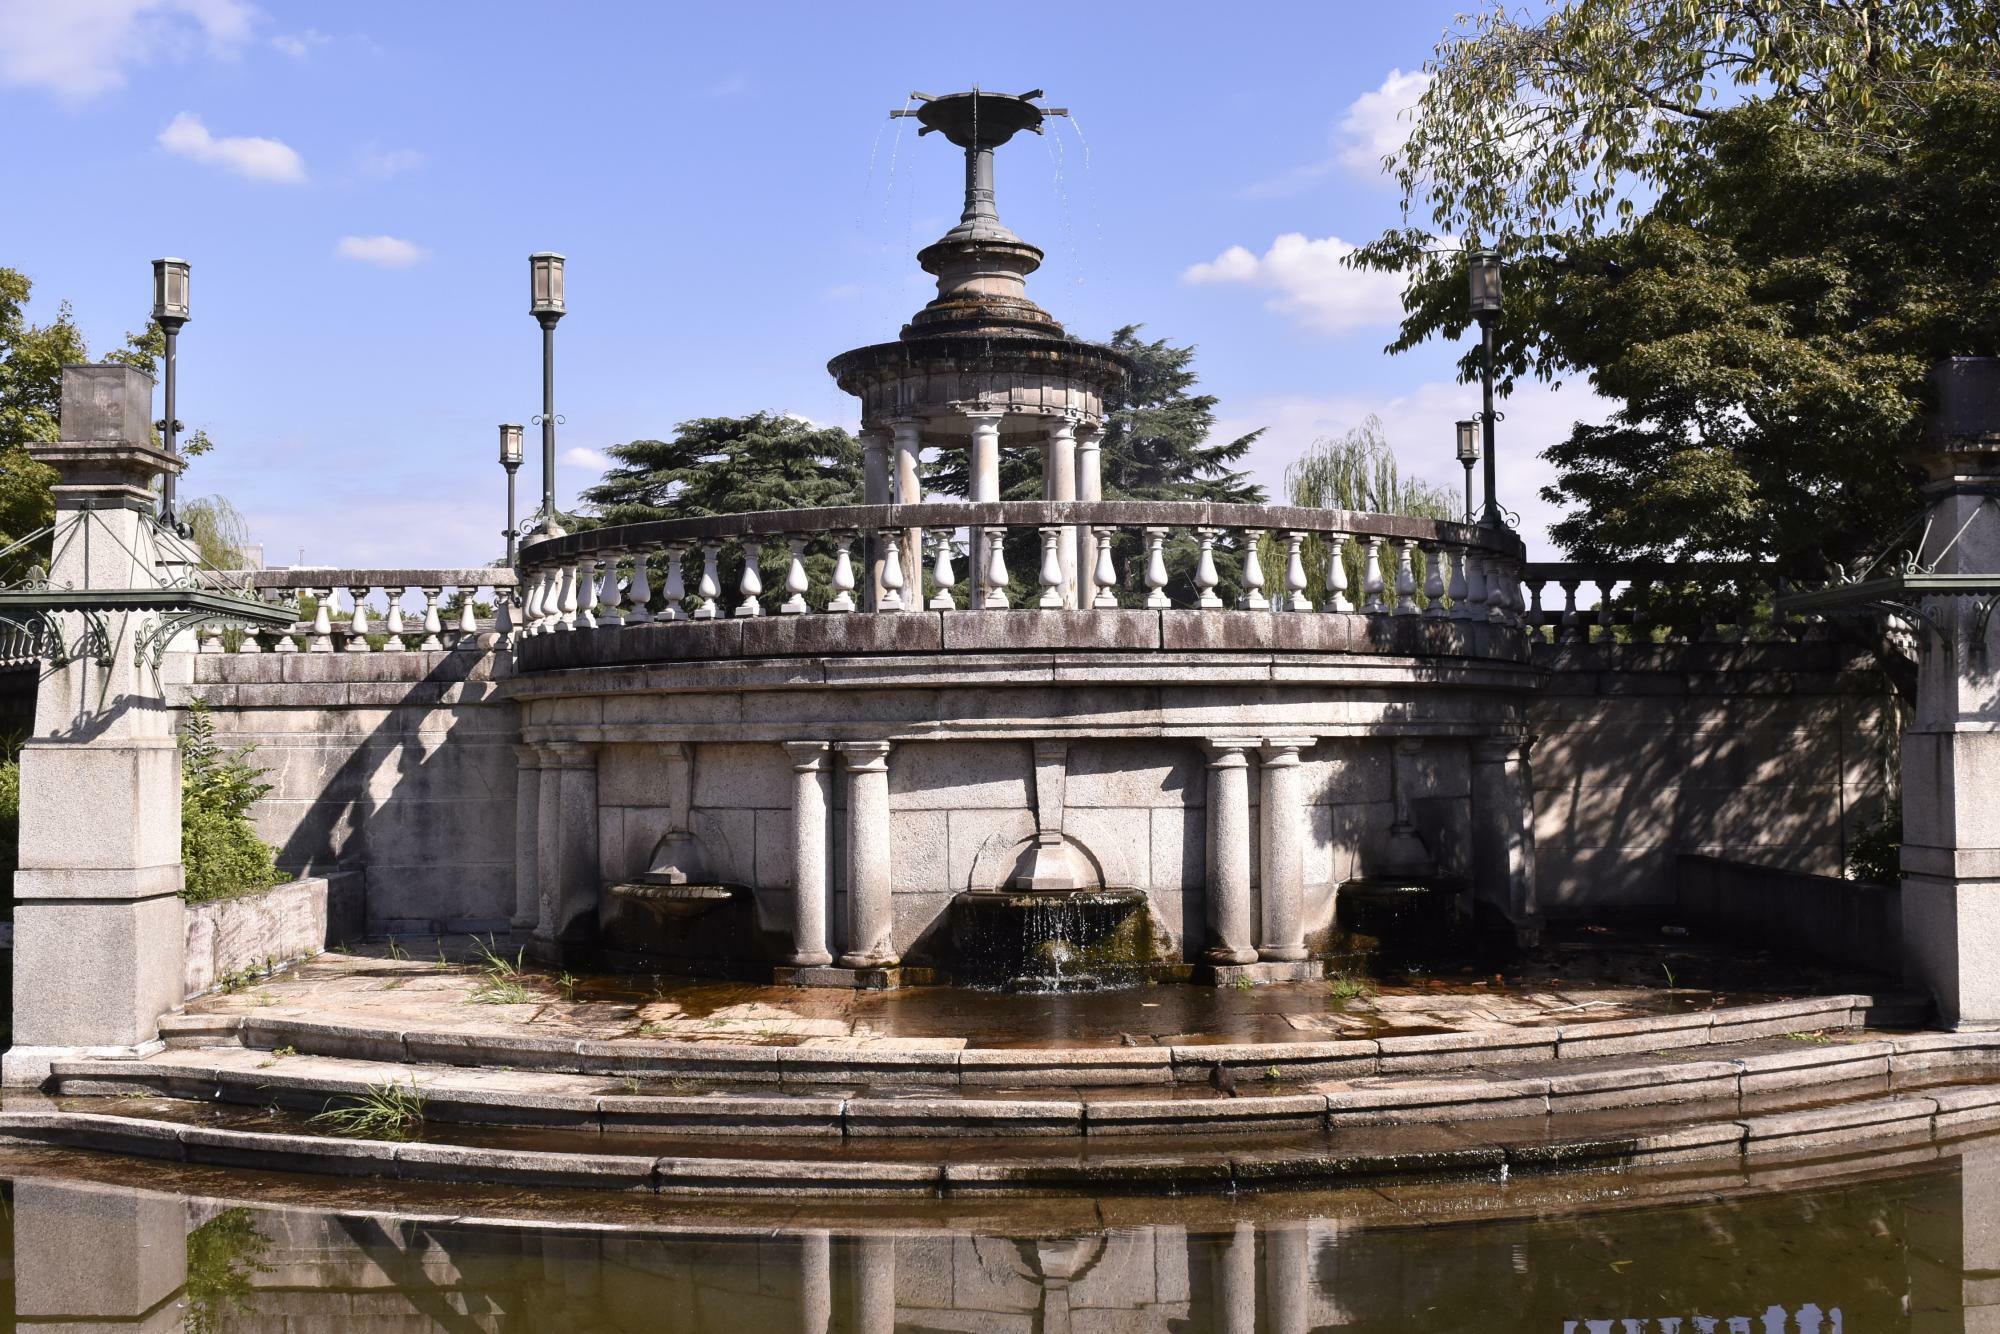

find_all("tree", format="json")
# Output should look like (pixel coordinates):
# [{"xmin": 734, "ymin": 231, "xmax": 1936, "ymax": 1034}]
[
  {"xmin": 1352, "ymin": 2, "xmax": 2000, "ymax": 567},
  {"xmin": 180, "ymin": 494, "xmax": 253, "ymax": 569},
  {"xmin": 926, "ymin": 327, "xmax": 1266, "ymax": 603},
  {"xmin": 581, "ymin": 412, "xmax": 861, "ymax": 605},
  {"xmin": 1272, "ymin": 415, "xmax": 1458, "ymax": 608}
]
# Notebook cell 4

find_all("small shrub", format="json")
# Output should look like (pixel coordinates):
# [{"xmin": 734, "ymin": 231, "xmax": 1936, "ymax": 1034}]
[
  {"xmin": 1328, "ymin": 972, "xmax": 1374, "ymax": 1004},
  {"xmin": 1849, "ymin": 797, "xmax": 1902, "ymax": 885},
  {"xmin": 179, "ymin": 700, "xmax": 285, "ymax": 904},
  {"xmin": 308, "ymin": 1081, "xmax": 426, "ymax": 1140}
]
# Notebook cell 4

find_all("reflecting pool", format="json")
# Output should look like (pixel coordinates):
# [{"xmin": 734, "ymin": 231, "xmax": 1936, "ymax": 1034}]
[{"xmin": 2, "ymin": 1134, "xmax": 1995, "ymax": 1330}]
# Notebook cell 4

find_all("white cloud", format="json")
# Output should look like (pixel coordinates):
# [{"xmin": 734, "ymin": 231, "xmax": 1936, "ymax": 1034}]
[
  {"xmin": 1242, "ymin": 67, "xmax": 1429, "ymax": 199},
  {"xmin": 334, "ymin": 235, "xmax": 426, "ymax": 267},
  {"xmin": 1183, "ymin": 233, "xmax": 1405, "ymax": 335},
  {"xmin": 1213, "ymin": 377, "xmax": 1616, "ymax": 561},
  {"xmin": 0, "ymin": 0, "xmax": 254, "ymax": 101},
  {"xmin": 270, "ymin": 27, "xmax": 328, "ymax": 58},
  {"xmin": 561, "ymin": 446, "xmax": 609, "ymax": 470},
  {"xmin": 359, "ymin": 145, "xmax": 425, "ymax": 178},
  {"xmin": 1336, "ymin": 67, "xmax": 1429, "ymax": 178},
  {"xmin": 158, "ymin": 111, "xmax": 306, "ymax": 183}
]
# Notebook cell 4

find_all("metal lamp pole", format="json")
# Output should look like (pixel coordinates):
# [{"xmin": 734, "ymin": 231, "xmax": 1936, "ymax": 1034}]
[
  {"xmin": 150, "ymin": 258, "xmax": 191, "ymax": 527},
  {"xmin": 499, "ymin": 424, "xmax": 525, "ymax": 563},
  {"xmin": 1455, "ymin": 419, "xmax": 1480, "ymax": 525},
  {"xmin": 1468, "ymin": 250, "xmax": 1504, "ymax": 529},
  {"xmin": 528, "ymin": 252, "xmax": 566, "ymax": 537}
]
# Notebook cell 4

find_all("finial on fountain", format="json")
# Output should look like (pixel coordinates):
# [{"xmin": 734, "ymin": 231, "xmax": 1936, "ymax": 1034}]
[{"xmin": 891, "ymin": 88, "xmax": 1068, "ymax": 240}]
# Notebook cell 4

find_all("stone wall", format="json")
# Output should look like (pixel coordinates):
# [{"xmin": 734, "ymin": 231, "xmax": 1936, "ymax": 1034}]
[
  {"xmin": 181, "ymin": 871, "xmax": 362, "ymax": 998},
  {"xmin": 1529, "ymin": 638, "xmax": 1901, "ymax": 914}
]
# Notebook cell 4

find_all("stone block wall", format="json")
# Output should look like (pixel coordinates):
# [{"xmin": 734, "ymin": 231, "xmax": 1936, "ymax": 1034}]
[{"xmin": 1529, "ymin": 639, "xmax": 1902, "ymax": 914}]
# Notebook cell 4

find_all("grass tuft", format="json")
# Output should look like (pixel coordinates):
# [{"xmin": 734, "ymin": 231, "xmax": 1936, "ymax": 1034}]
[{"xmin": 308, "ymin": 1081, "xmax": 425, "ymax": 1140}]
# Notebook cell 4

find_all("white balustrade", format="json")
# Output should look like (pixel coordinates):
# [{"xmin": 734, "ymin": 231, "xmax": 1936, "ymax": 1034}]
[
  {"xmin": 1143, "ymin": 527, "xmax": 1170, "ymax": 609},
  {"xmin": 1238, "ymin": 530, "xmax": 1267, "ymax": 610},
  {"xmin": 1394, "ymin": 540, "xmax": 1418, "ymax": 616},
  {"xmin": 781, "ymin": 537, "xmax": 810, "ymax": 614},
  {"xmin": 1361, "ymin": 538, "xmax": 1387, "ymax": 615},
  {"xmin": 384, "ymin": 585, "xmax": 407, "ymax": 649},
  {"xmin": 1091, "ymin": 525, "xmax": 1119, "ymax": 608},
  {"xmin": 982, "ymin": 528, "xmax": 1010, "ymax": 609},
  {"xmin": 879, "ymin": 529, "xmax": 907, "ymax": 612},
  {"xmin": 576, "ymin": 557, "xmax": 599, "ymax": 630},
  {"xmin": 736, "ymin": 538, "xmax": 765, "ymax": 617},
  {"xmin": 1447, "ymin": 547, "xmax": 1470, "ymax": 619},
  {"xmin": 1423, "ymin": 544, "xmax": 1447, "ymax": 617},
  {"xmin": 1194, "ymin": 528, "xmax": 1223, "ymax": 610},
  {"xmin": 828, "ymin": 534, "xmax": 856, "ymax": 613},
  {"xmin": 1281, "ymin": 531, "xmax": 1310, "ymax": 612},
  {"xmin": 1037, "ymin": 527, "xmax": 1066, "ymax": 608},
  {"xmin": 596, "ymin": 556, "xmax": 624, "ymax": 627},
  {"xmin": 345, "ymin": 585, "xmax": 371, "ymax": 651},
  {"xmin": 928, "ymin": 531, "xmax": 958, "ymax": 610},
  {"xmin": 1323, "ymin": 536, "xmax": 1352, "ymax": 613},
  {"xmin": 694, "ymin": 542, "xmax": 722, "ymax": 620}
]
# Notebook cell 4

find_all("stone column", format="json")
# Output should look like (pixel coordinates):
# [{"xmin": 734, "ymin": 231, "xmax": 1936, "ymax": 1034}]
[
  {"xmin": 965, "ymin": 409, "xmax": 1005, "ymax": 605},
  {"xmin": 1261, "ymin": 1223, "xmax": 1311, "ymax": 1334},
  {"xmin": 1044, "ymin": 414, "xmax": 1079, "ymax": 607},
  {"xmin": 5, "ymin": 365, "xmax": 187, "ymax": 1085},
  {"xmin": 1075, "ymin": 421, "xmax": 1103, "ymax": 610},
  {"xmin": 853, "ymin": 1234, "xmax": 897, "ymax": 1334},
  {"xmin": 512, "ymin": 743, "xmax": 543, "ymax": 939},
  {"xmin": 1202, "ymin": 739, "xmax": 1259, "ymax": 964},
  {"xmin": 784, "ymin": 742, "xmax": 834, "ymax": 967},
  {"xmin": 837, "ymin": 741, "xmax": 897, "ymax": 969},
  {"xmin": 1213, "ymin": 1221, "xmax": 1257, "ymax": 1334},
  {"xmin": 1470, "ymin": 736, "xmax": 1540, "ymax": 945},
  {"xmin": 860, "ymin": 425, "xmax": 891, "ymax": 611},
  {"xmin": 530, "ymin": 740, "xmax": 599, "ymax": 963},
  {"xmin": 797, "ymin": 1229, "xmax": 832, "ymax": 1334},
  {"xmin": 889, "ymin": 417, "xmax": 924, "ymax": 612},
  {"xmin": 1257, "ymin": 738, "xmax": 1312, "ymax": 962}
]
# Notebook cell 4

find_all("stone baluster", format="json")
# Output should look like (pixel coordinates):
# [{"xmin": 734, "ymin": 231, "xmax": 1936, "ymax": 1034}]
[
  {"xmin": 457, "ymin": 589, "xmax": 479, "ymax": 644},
  {"xmin": 1445, "ymin": 547, "xmax": 1469, "ymax": 619},
  {"xmin": 1463, "ymin": 552, "xmax": 1488, "ymax": 621},
  {"xmin": 981, "ymin": 523, "xmax": 1010, "ymax": 609},
  {"xmin": 272, "ymin": 593, "xmax": 297, "ymax": 652},
  {"xmin": 694, "ymin": 541, "xmax": 722, "ymax": 620},
  {"xmin": 891, "ymin": 417, "xmax": 925, "ymax": 613},
  {"xmin": 1037, "ymin": 526, "xmax": 1066, "ymax": 608},
  {"xmin": 495, "ymin": 586, "xmax": 514, "ymax": 642},
  {"xmin": 1423, "ymin": 543, "xmax": 1448, "ymax": 617},
  {"xmin": 878, "ymin": 529, "xmax": 907, "ymax": 612},
  {"xmin": 575, "ymin": 556, "xmax": 599, "ymax": 630},
  {"xmin": 966, "ymin": 408, "xmax": 1005, "ymax": 606},
  {"xmin": 199, "ymin": 623, "xmax": 224, "ymax": 653},
  {"xmin": 1393, "ymin": 539, "xmax": 1418, "ymax": 615},
  {"xmin": 1487, "ymin": 558, "xmax": 1511, "ymax": 625},
  {"xmin": 784, "ymin": 742, "xmax": 833, "ymax": 968},
  {"xmin": 1523, "ymin": 575, "xmax": 1546, "ymax": 639},
  {"xmin": 309, "ymin": 587, "xmax": 335, "ymax": 652},
  {"xmin": 1193, "ymin": 527, "xmax": 1223, "ymax": 609},
  {"xmin": 1323, "ymin": 535, "xmax": 1353, "ymax": 613},
  {"xmin": 237, "ymin": 618, "xmax": 262, "ymax": 652},
  {"xmin": 383, "ymin": 585, "xmax": 407, "ymax": 650},
  {"xmin": 1045, "ymin": 414, "xmax": 1080, "ymax": 607},
  {"xmin": 928, "ymin": 530, "xmax": 958, "ymax": 610},
  {"xmin": 517, "ymin": 571, "xmax": 540, "ymax": 637},
  {"xmin": 345, "ymin": 585, "xmax": 372, "ymax": 652},
  {"xmin": 734, "ymin": 538, "xmax": 764, "ymax": 618},
  {"xmin": 828, "ymin": 534, "xmax": 857, "ymax": 613},
  {"xmin": 1559, "ymin": 579, "xmax": 1580, "ymax": 640},
  {"xmin": 1361, "ymin": 537, "xmax": 1388, "ymax": 614},
  {"xmin": 556, "ymin": 562, "xmax": 579, "ymax": 631},
  {"xmin": 596, "ymin": 554, "xmax": 625, "ymax": 627},
  {"xmin": 1090, "ymin": 525, "xmax": 1119, "ymax": 608},
  {"xmin": 626, "ymin": 550, "xmax": 653, "ymax": 625},
  {"xmin": 417, "ymin": 587, "xmax": 443, "ymax": 650},
  {"xmin": 1597, "ymin": 578, "xmax": 1616, "ymax": 642},
  {"xmin": 1278, "ymin": 531, "xmax": 1310, "ymax": 612},
  {"xmin": 780, "ymin": 536, "xmax": 810, "ymax": 614},
  {"xmin": 1237, "ymin": 530, "xmax": 1268, "ymax": 610},
  {"xmin": 1142, "ymin": 526, "xmax": 1171, "ymax": 608},
  {"xmin": 1075, "ymin": 422, "xmax": 1103, "ymax": 609},
  {"xmin": 664, "ymin": 543, "xmax": 690, "ymax": 621}
]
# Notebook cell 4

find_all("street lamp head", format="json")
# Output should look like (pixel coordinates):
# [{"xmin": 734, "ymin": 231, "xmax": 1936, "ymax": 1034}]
[
  {"xmin": 1455, "ymin": 419, "xmax": 1481, "ymax": 463},
  {"xmin": 529, "ymin": 252, "xmax": 566, "ymax": 321},
  {"xmin": 499, "ymin": 423, "xmax": 525, "ymax": 468},
  {"xmin": 151, "ymin": 257, "xmax": 190, "ymax": 329},
  {"xmin": 1468, "ymin": 249, "xmax": 1502, "ymax": 319}
]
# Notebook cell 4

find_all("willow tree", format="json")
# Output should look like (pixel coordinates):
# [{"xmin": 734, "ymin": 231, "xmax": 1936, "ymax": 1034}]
[{"xmin": 1266, "ymin": 416, "xmax": 1457, "ymax": 609}]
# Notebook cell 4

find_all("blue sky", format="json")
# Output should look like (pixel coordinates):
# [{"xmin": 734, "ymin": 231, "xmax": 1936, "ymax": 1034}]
[{"xmin": 0, "ymin": 0, "xmax": 1588, "ymax": 565}]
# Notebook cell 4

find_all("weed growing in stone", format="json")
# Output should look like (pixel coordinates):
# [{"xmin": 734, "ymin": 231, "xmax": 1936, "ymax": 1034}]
[
  {"xmin": 1328, "ymin": 973, "xmax": 1374, "ymax": 1005},
  {"xmin": 216, "ymin": 963, "xmax": 262, "ymax": 995},
  {"xmin": 1785, "ymin": 1031, "xmax": 1833, "ymax": 1045},
  {"xmin": 308, "ymin": 1081, "xmax": 426, "ymax": 1140},
  {"xmin": 1233, "ymin": 975, "xmax": 1253, "ymax": 992},
  {"xmin": 386, "ymin": 939, "xmax": 408, "ymax": 962},
  {"xmin": 556, "ymin": 972, "xmax": 580, "ymax": 1002},
  {"xmin": 467, "ymin": 936, "xmax": 535, "ymax": 1004}
]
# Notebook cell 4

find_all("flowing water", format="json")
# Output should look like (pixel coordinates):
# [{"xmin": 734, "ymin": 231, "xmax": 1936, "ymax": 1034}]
[{"xmin": 3, "ymin": 1132, "xmax": 1998, "ymax": 1330}]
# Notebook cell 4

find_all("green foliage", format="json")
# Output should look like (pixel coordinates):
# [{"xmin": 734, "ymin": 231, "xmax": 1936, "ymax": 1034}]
[
  {"xmin": 308, "ymin": 1081, "xmax": 427, "ymax": 1140},
  {"xmin": 183, "ymin": 1207, "xmax": 273, "ymax": 1334},
  {"xmin": 1267, "ymin": 416, "xmax": 1458, "ymax": 609},
  {"xmin": 0, "ymin": 753, "xmax": 18, "ymax": 915},
  {"xmin": 1354, "ymin": 10, "xmax": 2000, "ymax": 569},
  {"xmin": 1849, "ymin": 796, "xmax": 1903, "ymax": 885},
  {"xmin": 467, "ymin": 934, "xmax": 535, "ymax": 1004},
  {"xmin": 180, "ymin": 700, "xmax": 284, "ymax": 904},
  {"xmin": 179, "ymin": 494, "xmax": 253, "ymax": 569}
]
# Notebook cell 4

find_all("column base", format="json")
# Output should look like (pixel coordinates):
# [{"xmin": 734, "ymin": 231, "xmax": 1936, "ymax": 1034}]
[
  {"xmin": 1197, "ymin": 960, "xmax": 1323, "ymax": 988},
  {"xmin": 1202, "ymin": 946, "xmax": 1259, "ymax": 966},
  {"xmin": 777, "ymin": 964, "xmax": 905, "ymax": 990},
  {"xmin": 785, "ymin": 951, "xmax": 834, "ymax": 968},
  {"xmin": 1256, "ymin": 946, "xmax": 1310, "ymax": 963},
  {"xmin": 3, "ymin": 1040, "xmax": 166, "ymax": 1088}
]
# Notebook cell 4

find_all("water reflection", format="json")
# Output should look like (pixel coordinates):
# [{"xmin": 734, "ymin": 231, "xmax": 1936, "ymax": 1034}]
[{"xmin": 7, "ymin": 1139, "xmax": 2000, "ymax": 1331}]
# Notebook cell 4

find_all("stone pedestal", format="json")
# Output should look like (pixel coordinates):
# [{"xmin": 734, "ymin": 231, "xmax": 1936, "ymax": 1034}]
[
  {"xmin": 11, "ymin": 1179, "xmax": 188, "ymax": 1331},
  {"xmin": 5, "ymin": 365, "xmax": 188, "ymax": 1086}
]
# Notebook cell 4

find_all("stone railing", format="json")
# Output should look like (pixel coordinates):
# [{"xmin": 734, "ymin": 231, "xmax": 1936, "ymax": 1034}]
[
  {"xmin": 511, "ymin": 501, "xmax": 1526, "ymax": 634},
  {"xmin": 1520, "ymin": 561, "xmax": 1837, "ymax": 644},
  {"xmin": 203, "ymin": 568, "xmax": 519, "ymax": 654}
]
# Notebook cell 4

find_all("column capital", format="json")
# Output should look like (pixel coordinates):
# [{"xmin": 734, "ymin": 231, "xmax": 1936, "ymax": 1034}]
[
  {"xmin": 1260, "ymin": 736, "xmax": 1314, "ymax": 762},
  {"xmin": 541, "ymin": 740, "xmax": 598, "ymax": 769},
  {"xmin": 1471, "ymin": 735, "xmax": 1529, "ymax": 764},
  {"xmin": 783, "ymin": 740, "xmax": 832, "ymax": 770},
  {"xmin": 960, "ymin": 406, "xmax": 1008, "ymax": 425},
  {"xmin": 1202, "ymin": 737, "xmax": 1260, "ymax": 765},
  {"xmin": 834, "ymin": 739, "xmax": 892, "ymax": 770},
  {"xmin": 1045, "ymin": 414, "xmax": 1078, "ymax": 441},
  {"xmin": 513, "ymin": 743, "xmax": 544, "ymax": 767}
]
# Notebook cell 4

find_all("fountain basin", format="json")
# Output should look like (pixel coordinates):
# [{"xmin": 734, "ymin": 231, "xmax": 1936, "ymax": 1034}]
[
  {"xmin": 949, "ymin": 888, "xmax": 1155, "ymax": 992},
  {"xmin": 606, "ymin": 882, "xmax": 742, "ymax": 925},
  {"xmin": 1337, "ymin": 876, "xmax": 1472, "ymax": 968}
]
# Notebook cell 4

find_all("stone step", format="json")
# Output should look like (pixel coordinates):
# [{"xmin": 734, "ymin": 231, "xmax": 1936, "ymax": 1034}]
[
  {"xmin": 45, "ymin": 1027, "xmax": 2000, "ymax": 1141},
  {"xmin": 6, "ymin": 1074, "xmax": 2000, "ymax": 1195},
  {"xmin": 151, "ymin": 991, "xmax": 1907, "ymax": 1089}
]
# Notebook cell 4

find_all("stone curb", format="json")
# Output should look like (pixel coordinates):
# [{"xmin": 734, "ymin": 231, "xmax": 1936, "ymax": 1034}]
[
  {"xmin": 172, "ymin": 994, "xmax": 1886, "ymax": 1089},
  {"xmin": 6, "ymin": 1080, "xmax": 1996, "ymax": 1195}
]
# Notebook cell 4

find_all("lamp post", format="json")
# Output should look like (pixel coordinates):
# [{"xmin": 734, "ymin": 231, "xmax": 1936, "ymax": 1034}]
[
  {"xmin": 528, "ymin": 252, "xmax": 565, "ymax": 537},
  {"xmin": 150, "ymin": 258, "xmax": 190, "ymax": 527},
  {"xmin": 499, "ymin": 423, "xmax": 524, "ymax": 564},
  {"xmin": 1455, "ymin": 419, "xmax": 1480, "ymax": 524},
  {"xmin": 1468, "ymin": 249, "xmax": 1504, "ymax": 528}
]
